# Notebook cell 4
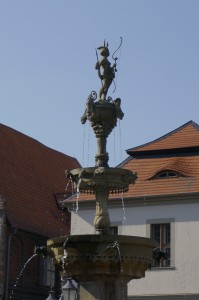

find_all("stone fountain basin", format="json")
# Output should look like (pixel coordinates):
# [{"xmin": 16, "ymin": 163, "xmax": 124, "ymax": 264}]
[
  {"xmin": 47, "ymin": 234, "xmax": 155, "ymax": 282},
  {"xmin": 67, "ymin": 167, "xmax": 137, "ymax": 194},
  {"xmin": 90, "ymin": 101, "xmax": 117, "ymax": 122}
]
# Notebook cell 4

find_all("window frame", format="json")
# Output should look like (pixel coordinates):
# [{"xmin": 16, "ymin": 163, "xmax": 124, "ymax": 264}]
[
  {"xmin": 110, "ymin": 221, "xmax": 122, "ymax": 235},
  {"xmin": 146, "ymin": 218, "xmax": 175, "ymax": 269},
  {"xmin": 156, "ymin": 170, "xmax": 178, "ymax": 179},
  {"xmin": 110, "ymin": 226, "xmax": 118, "ymax": 235},
  {"xmin": 151, "ymin": 223, "xmax": 171, "ymax": 267}
]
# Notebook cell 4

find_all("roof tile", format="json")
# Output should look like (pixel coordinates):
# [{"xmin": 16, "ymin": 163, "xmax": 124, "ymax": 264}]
[{"xmin": 0, "ymin": 124, "xmax": 80, "ymax": 237}]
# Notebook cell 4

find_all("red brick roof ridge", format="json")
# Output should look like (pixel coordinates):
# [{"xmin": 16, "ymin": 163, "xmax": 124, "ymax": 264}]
[{"xmin": 126, "ymin": 120, "xmax": 199, "ymax": 154}]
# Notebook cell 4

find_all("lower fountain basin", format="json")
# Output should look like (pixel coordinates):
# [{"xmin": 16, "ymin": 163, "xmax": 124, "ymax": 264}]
[{"xmin": 47, "ymin": 234, "xmax": 155, "ymax": 282}]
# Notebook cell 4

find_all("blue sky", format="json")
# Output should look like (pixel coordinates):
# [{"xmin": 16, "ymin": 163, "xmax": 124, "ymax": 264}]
[{"xmin": 1, "ymin": 0, "xmax": 199, "ymax": 167}]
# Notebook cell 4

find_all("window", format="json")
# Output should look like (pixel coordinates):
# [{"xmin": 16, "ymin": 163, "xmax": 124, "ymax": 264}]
[
  {"xmin": 146, "ymin": 218, "xmax": 175, "ymax": 268},
  {"xmin": 156, "ymin": 170, "xmax": 178, "ymax": 179},
  {"xmin": 43, "ymin": 256, "xmax": 55, "ymax": 287},
  {"xmin": 151, "ymin": 223, "xmax": 170, "ymax": 267},
  {"xmin": 110, "ymin": 226, "xmax": 118, "ymax": 235}
]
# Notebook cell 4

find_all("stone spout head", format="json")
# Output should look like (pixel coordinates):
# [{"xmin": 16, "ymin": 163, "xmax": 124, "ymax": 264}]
[{"xmin": 34, "ymin": 246, "xmax": 54, "ymax": 258}]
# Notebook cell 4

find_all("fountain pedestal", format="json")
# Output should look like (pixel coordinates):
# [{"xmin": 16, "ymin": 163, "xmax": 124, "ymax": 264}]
[
  {"xmin": 46, "ymin": 42, "xmax": 156, "ymax": 299},
  {"xmin": 46, "ymin": 97, "xmax": 155, "ymax": 299}
]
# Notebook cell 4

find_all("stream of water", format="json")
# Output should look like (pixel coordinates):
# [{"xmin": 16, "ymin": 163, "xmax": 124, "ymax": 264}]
[
  {"xmin": 111, "ymin": 241, "xmax": 127, "ymax": 299},
  {"xmin": 121, "ymin": 192, "xmax": 126, "ymax": 228},
  {"xmin": 76, "ymin": 178, "xmax": 81, "ymax": 213},
  {"xmin": 10, "ymin": 253, "xmax": 38, "ymax": 299}
]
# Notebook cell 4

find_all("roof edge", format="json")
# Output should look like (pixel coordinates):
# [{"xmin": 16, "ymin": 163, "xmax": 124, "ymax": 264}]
[
  {"xmin": 67, "ymin": 192, "xmax": 199, "ymax": 208},
  {"xmin": 126, "ymin": 120, "xmax": 199, "ymax": 155},
  {"xmin": 0, "ymin": 122, "xmax": 80, "ymax": 165},
  {"xmin": 128, "ymin": 146, "xmax": 199, "ymax": 158}
]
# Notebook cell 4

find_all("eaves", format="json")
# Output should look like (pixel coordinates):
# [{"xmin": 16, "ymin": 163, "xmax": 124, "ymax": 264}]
[{"xmin": 70, "ymin": 192, "xmax": 199, "ymax": 210}]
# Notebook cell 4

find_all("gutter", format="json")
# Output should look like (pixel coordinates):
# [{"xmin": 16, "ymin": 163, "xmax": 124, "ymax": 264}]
[{"xmin": 4, "ymin": 226, "xmax": 17, "ymax": 300}]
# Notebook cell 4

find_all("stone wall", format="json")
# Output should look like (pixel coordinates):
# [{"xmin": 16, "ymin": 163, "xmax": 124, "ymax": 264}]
[
  {"xmin": 5, "ymin": 229, "xmax": 51, "ymax": 300},
  {"xmin": 0, "ymin": 220, "xmax": 61, "ymax": 300}
]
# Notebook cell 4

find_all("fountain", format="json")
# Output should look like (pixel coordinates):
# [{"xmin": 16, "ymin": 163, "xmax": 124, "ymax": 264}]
[{"xmin": 44, "ymin": 40, "xmax": 156, "ymax": 299}]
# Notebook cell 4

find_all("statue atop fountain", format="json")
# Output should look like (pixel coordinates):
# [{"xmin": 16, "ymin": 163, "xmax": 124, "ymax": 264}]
[
  {"xmin": 81, "ymin": 40, "xmax": 124, "ymax": 168},
  {"xmin": 95, "ymin": 40, "xmax": 117, "ymax": 101}
]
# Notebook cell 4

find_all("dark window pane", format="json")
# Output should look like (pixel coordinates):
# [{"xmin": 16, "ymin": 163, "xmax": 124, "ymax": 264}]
[
  {"xmin": 168, "ymin": 172, "xmax": 177, "ymax": 177},
  {"xmin": 152, "ymin": 224, "xmax": 160, "ymax": 244},
  {"xmin": 158, "ymin": 172, "xmax": 167, "ymax": 178},
  {"xmin": 151, "ymin": 223, "xmax": 171, "ymax": 268},
  {"xmin": 163, "ymin": 224, "xmax": 170, "ymax": 244},
  {"xmin": 110, "ymin": 226, "xmax": 118, "ymax": 235}
]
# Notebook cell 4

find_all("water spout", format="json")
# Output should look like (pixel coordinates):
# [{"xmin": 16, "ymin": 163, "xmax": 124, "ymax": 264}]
[
  {"xmin": 106, "ymin": 241, "xmax": 123, "ymax": 273},
  {"xmin": 34, "ymin": 246, "xmax": 48, "ymax": 257}
]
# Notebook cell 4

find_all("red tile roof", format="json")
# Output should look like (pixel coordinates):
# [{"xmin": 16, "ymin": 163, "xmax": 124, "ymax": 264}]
[
  {"xmin": 123, "ymin": 156, "xmax": 199, "ymax": 198},
  {"xmin": 127, "ymin": 121, "xmax": 199, "ymax": 155},
  {"xmin": 123, "ymin": 120, "xmax": 199, "ymax": 198},
  {"xmin": 73, "ymin": 121, "xmax": 199, "ymax": 203},
  {"xmin": 0, "ymin": 124, "xmax": 80, "ymax": 237}
]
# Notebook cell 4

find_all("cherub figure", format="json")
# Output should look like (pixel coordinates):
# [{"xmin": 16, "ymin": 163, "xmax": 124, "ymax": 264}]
[{"xmin": 95, "ymin": 41, "xmax": 116, "ymax": 100}]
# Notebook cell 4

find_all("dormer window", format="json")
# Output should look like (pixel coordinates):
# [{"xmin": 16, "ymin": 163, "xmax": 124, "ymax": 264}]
[{"xmin": 156, "ymin": 170, "xmax": 178, "ymax": 179}]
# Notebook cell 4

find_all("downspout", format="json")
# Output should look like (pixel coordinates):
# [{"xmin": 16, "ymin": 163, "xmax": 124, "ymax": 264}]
[{"xmin": 4, "ymin": 227, "xmax": 17, "ymax": 300}]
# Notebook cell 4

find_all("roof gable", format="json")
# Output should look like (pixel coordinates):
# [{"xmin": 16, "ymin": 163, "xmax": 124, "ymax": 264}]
[
  {"xmin": 127, "ymin": 121, "xmax": 199, "ymax": 156},
  {"xmin": 121, "ymin": 121, "xmax": 199, "ymax": 198}
]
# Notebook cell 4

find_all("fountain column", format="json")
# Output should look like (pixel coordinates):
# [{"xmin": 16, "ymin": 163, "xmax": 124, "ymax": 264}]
[{"xmin": 94, "ymin": 186, "xmax": 110, "ymax": 234}]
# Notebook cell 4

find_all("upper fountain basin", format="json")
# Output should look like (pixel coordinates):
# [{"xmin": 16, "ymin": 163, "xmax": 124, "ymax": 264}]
[{"xmin": 66, "ymin": 167, "xmax": 137, "ymax": 194}]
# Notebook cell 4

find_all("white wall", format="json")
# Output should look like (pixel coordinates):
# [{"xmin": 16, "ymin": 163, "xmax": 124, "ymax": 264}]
[
  {"xmin": 70, "ymin": 207, "xmax": 95, "ymax": 235},
  {"xmin": 70, "ymin": 200, "xmax": 199, "ymax": 296}
]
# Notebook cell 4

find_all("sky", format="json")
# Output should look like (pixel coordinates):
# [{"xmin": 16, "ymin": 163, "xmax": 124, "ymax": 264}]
[{"xmin": 1, "ymin": 0, "xmax": 199, "ymax": 167}]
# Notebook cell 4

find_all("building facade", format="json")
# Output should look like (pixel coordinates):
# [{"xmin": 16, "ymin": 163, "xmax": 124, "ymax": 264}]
[
  {"xmin": 0, "ymin": 124, "xmax": 80, "ymax": 300},
  {"xmin": 68, "ymin": 121, "xmax": 199, "ymax": 299}
]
